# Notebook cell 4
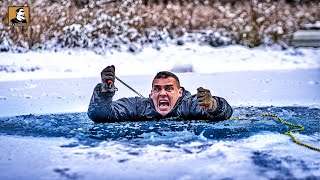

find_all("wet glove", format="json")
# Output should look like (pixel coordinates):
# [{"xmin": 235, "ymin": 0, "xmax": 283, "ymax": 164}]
[
  {"xmin": 101, "ymin": 65, "xmax": 117, "ymax": 92},
  {"xmin": 196, "ymin": 87, "xmax": 217, "ymax": 112}
]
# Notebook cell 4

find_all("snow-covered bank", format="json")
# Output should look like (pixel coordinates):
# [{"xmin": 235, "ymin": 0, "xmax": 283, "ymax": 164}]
[{"xmin": 0, "ymin": 44, "xmax": 319, "ymax": 81}]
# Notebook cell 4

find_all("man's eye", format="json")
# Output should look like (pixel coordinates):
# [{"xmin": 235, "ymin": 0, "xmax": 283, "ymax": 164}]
[
  {"xmin": 154, "ymin": 87, "xmax": 161, "ymax": 91},
  {"xmin": 166, "ymin": 87, "xmax": 173, "ymax": 91}
]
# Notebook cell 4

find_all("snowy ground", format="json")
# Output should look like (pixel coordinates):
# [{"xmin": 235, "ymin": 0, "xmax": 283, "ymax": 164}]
[
  {"xmin": 0, "ymin": 44, "xmax": 319, "ymax": 81},
  {"xmin": 0, "ymin": 44, "xmax": 319, "ymax": 179}
]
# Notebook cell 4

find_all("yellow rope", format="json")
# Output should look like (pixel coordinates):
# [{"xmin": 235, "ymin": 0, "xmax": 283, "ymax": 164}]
[
  {"xmin": 229, "ymin": 113, "xmax": 320, "ymax": 152},
  {"xmin": 261, "ymin": 114, "xmax": 320, "ymax": 152},
  {"xmin": 229, "ymin": 117, "xmax": 240, "ymax": 120}
]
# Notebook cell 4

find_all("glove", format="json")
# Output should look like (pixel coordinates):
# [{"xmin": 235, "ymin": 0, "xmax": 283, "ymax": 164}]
[
  {"xmin": 101, "ymin": 65, "xmax": 117, "ymax": 92},
  {"xmin": 196, "ymin": 87, "xmax": 217, "ymax": 112}
]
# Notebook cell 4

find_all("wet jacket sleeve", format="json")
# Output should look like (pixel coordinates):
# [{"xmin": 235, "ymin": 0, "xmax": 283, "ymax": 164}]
[
  {"xmin": 87, "ymin": 83, "xmax": 142, "ymax": 122},
  {"xmin": 179, "ymin": 95, "xmax": 233, "ymax": 121},
  {"xmin": 208, "ymin": 96, "xmax": 233, "ymax": 120}
]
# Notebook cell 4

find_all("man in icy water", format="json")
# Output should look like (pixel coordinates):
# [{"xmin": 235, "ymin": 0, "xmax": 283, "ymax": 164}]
[{"xmin": 88, "ymin": 65, "xmax": 233, "ymax": 122}]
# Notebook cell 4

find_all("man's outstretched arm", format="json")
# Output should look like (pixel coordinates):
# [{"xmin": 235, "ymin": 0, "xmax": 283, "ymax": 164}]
[
  {"xmin": 207, "ymin": 96, "xmax": 233, "ymax": 119},
  {"xmin": 88, "ymin": 83, "xmax": 144, "ymax": 122},
  {"xmin": 88, "ymin": 65, "xmax": 141, "ymax": 122},
  {"xmin": 87, "ymin": 83, "xmax": 115, "ymax": 122}
]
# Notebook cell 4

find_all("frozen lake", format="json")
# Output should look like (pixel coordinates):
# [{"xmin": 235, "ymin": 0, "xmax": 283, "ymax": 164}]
[
  {"xmin": 0, "ymin": 69, "xmax": 319, "ymax": 117},
  {"xmin": 0, "ymin": 69, "xmax": 319, "ymax": 179}
]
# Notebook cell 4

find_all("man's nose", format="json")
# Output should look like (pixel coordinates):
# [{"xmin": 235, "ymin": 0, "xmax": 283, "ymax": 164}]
[{"xmin": 159, "ymin": 89, "xmax": 167, "ymax": 96}]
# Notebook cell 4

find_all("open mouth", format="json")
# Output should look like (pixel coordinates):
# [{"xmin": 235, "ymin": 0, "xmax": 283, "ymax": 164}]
[{"xmin": 158, "ymin": 100, "xmax": 170, "ymax": 110}]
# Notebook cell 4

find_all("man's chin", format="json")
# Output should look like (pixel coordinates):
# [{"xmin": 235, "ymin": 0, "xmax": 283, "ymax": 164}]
[{"xmin": 158, "ymin": 110, "xmax": 170, "ymax": 117}]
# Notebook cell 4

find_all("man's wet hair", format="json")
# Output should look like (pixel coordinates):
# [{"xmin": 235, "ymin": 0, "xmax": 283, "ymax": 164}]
[{"xmin": 152, "ymin": 71, "xmax": 180, "ymax": 87}]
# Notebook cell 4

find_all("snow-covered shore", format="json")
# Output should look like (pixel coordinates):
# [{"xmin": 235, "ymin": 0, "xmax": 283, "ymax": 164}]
[{"xmin": 0, "ymin": 44, "xmax": 319, "ymax": 82}]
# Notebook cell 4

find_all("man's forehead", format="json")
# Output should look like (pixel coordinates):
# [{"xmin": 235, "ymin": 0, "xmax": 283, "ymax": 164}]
[{"xmin": 153, "ymin": 77, "xmax": 177, "ymax": 86}]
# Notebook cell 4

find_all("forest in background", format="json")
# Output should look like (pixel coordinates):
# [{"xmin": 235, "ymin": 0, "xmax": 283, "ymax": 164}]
[{"xmin": 0, "ymin": 0, "xmax": 319, "ymax": 53}]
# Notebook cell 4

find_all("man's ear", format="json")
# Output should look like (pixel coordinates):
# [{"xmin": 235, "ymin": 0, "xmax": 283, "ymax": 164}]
[{"xmin": 178, "ymin": 88, "xmax": 183, "ymax": 97}]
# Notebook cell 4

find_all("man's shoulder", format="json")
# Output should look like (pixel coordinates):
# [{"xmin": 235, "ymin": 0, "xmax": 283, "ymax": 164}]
[
  {"xmin": 10, "ymin": 18, "xmax": 27, "ymax": 25},
  {"xmin": 181, "ymin": 88, "xmax": 192, "ymax": 98},
  {"xmin": 10, "ymin": 18, "xmax": 27, "ymax": 24},
  {"xmin": 10, "ymin": 18, "xmax": 18, "ymax": 23},
  {"xmin": 117, "ymin": 96, "xmax": 150, "ymax": 103}
]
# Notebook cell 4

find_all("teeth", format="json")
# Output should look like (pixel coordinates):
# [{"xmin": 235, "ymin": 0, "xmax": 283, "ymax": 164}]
[{"xmin": 159, "ymin": 101, "xmax": 169, "ymax": 106}]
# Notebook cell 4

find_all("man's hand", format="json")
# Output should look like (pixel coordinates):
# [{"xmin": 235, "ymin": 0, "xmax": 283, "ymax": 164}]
[
  {"xmin": 196, "ymin": 87, "xmax": 217, "ymax": 112},
  {"xmin": 101, "ymin": 65, "xmax": 116, "ymax": 92}
]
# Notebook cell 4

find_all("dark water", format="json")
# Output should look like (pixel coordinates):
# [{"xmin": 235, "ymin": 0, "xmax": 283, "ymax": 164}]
[{"xmin": 0, "ymin": 106, "xmax": 319, "ymax": 146}]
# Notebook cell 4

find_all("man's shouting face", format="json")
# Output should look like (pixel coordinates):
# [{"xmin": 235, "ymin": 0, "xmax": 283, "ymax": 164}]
[{"xmin": 150, "ymin": 77, "xmax": 183, "ymax": 117}]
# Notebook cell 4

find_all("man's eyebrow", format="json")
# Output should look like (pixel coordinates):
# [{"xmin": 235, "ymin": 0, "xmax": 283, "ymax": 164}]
[
  {"xmin": 153, "ymin": 84, "xmax": 173, "ymax": 86},
  {"xmin": 153, "ymin": 84, "xmax": 174, "ymax": 88}
]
